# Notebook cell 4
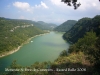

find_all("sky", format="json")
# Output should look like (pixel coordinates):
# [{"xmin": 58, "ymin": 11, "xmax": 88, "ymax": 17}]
[{"xmin": 0, "ymin": 0, "xmax": 100, "ymax": 25}]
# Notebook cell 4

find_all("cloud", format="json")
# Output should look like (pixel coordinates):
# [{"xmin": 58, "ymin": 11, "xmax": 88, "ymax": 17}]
[
  {"xmin": 35, "ymin": 1, "xmax": 49, "ymax": 9},
  {"xmin": 92, "ymin": 3, "xmax": 96, "ymax": 7},
  {"xmin": 13, "ymin": 1, "xmax": 33, "ymax": 12},
  {"xmin": 77, "ymin": 0, "xmax": 100, "ymax": 11},
  {"xmin": 13, "ymin": 1, "xmax": 48, "ymax": 13},
  {"xmin": 41, "ymin": 1, "xmax": 49, "ymax": 8},
  {"xmin": 50, "ymin": 0, "xmax": 61, "ymax": 6}
]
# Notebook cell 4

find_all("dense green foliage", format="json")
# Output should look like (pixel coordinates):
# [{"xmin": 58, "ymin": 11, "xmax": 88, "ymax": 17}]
[
  {"xmin": 63, "ymin": 15, "xmax": 100, "ymax": 43},
  {"xmin": 68, "ymin": 31, "xmax": 97, "ymax": 53},
  {"xmin": 0, "ymin": 17, "xmax": 45, "ymax": 55},
  {"xmin": 54, "ymin": 20, "xmax": 77, "ymax": 32},
  {"xmin": 62, "ymin": 15, "xmax": 100, "ymax": 75},
  {"xmin": 68, "ymin": 31, "xmax": 100, "ymax": 75}
]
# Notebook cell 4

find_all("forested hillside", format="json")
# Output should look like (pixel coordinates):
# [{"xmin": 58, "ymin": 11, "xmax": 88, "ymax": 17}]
[
  {"xmin": 0, "ymin": 17, "xmax": 45, "ymax": 55},
  {"xmin": 54, "ymin": 20, "xmax": 77, "ymax": 32},
  {"xmin": 5, "ymin": 19, "xmax": 56, "ymax": 30},
  {"xmin": 63, "ymin": 15, "xmax": 100, "ymax": 43},
  {"xmin": 37, "ymin": 21, "xmax": 57, "ymax": 30}
]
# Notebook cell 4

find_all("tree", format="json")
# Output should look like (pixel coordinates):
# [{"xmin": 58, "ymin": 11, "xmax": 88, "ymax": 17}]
[
  {"xmin": 68, "ymin": 31, "xmax": 98, "ymax": 62},
  {"xmin": 61, "ymin": 0, "xmax": 81, "ymax": 9},
  {"xmin": 67, "ymin": 31, "xmax": 100, "ymax": 74},
  {"xmin": 60, "ymin": 50, "xmax": 68, "ymax": 56},
  {"xmin": 61, "ymin": 0, "xmax": 100, "ymax": 9}
]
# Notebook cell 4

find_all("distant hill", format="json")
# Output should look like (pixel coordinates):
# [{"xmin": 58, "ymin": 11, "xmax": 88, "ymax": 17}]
[
  {"xmin": 5, "ymin": 19, "xmax": 57, "ymax": 30},
  {"xmin": 54, "ymin": 20, "xmax": 77, "ymax": 32},
  {"xmin": 63, "ymin": 15, "xmax": 100, "ymax": 43},
  {"xmin": 37, "ymin": 21, "xmax": 57, "ymax": 30}
]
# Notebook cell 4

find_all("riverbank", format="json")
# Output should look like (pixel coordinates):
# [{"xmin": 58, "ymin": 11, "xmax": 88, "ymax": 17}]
[{"xmin": 0, "ymin": 33, "xmax": 49, "ymax": 58}]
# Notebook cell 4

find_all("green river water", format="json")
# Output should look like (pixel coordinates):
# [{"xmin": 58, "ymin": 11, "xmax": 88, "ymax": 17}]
[{"xmin": 0, "ymin": 32, "xmax": 70, "ymax": 72}]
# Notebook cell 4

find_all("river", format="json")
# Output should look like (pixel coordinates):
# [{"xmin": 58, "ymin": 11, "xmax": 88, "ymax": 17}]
[{"xmin": 0, "ymin": 32, "xmax": 70, "ymax": 72}]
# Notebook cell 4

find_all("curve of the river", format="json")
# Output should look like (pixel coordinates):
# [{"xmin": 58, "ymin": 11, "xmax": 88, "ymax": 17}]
[{"xmin": 0, "ymin": 32, "xmax": 70, "ymax": 72}]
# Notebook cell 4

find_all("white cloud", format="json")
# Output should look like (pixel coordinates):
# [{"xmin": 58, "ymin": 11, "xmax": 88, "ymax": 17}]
[
  {"xmin": 50, "ymin": 0, "xmax": 73, "ymax": 11},
  {"xmin": 51, "ymin": 0, "xmax": 61, "ymax": 6},
  {"xmin": 77, "ymin": 0, "xmax": 100, "ymax": 11},
  {"xmin": 92, "ymin": 3, "xmax": 96, "ymax": 7},
  {"xmin": 35, "ymin": 1, "xmax": 49, "ymax": 9},
  {"xmin": 13, "ymin": 2, "xmax": 33, "ymax": 12},
  {"xmin": 13, "ymin": 1, "xmax": 48, "ymax": 13},
  {"xmin": 41, "ymin": 1, "xmax": 49, "ymax": 8}
]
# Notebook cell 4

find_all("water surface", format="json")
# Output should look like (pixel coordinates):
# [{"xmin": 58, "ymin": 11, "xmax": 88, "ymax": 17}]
[{"xmin": 0, "ymin": 32, "xmax": 70, "ymax": 72}]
